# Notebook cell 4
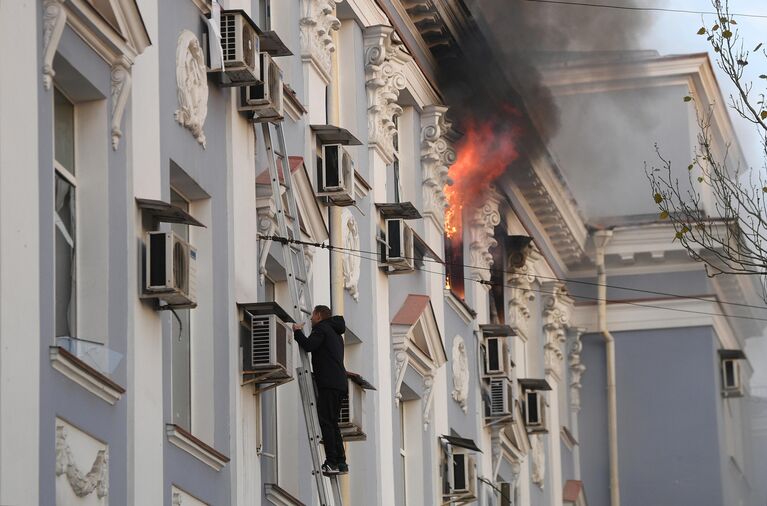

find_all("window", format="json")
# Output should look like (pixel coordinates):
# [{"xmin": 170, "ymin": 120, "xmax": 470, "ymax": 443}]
[
  {"xmin": 392, "ymin": 115, "xmax": 403, "ymax": 204},
  {"xmin": 257, "ymin": 0, "xmax": 271, "ymax": 30},
  {"xmin": 171, "ymin": 188, "xmax": 192, "ymax": 429},
  {"xmin": 399, "ymin": 401, "xmax": 407, "ymax": 506},
  {"xmin": 54, "ymin": 88, "xmax": 77, "ymax": 339}
]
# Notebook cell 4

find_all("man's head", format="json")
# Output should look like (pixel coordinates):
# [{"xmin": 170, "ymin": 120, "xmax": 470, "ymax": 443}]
[{"xmin": 311, "ymin": 305, "xmax": 332, "ymax": 325}]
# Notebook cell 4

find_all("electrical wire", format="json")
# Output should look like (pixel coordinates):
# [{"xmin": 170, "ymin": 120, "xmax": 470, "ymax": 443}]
[
  {"xmin": 522, "ymin": 0, "xmax": 767, "ymax": 19},
  {"xmin": 258, "ymin": 234, "xmax": 767, "ymax": 312},
  {"xmin": 335, "ymin": 246, "xmax": 767, "ymax": 323}
]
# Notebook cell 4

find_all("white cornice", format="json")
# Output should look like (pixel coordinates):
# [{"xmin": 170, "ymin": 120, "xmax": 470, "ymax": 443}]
[
  {"xmin": 403, "ymin": 59, "xmax": 441, "ymax": 109},
  {"xmin": 572, "ymin": 297, "xmax": 739, "ymax": 350},
  {"xmin": 344, "ymin": 0, "xmax": 388, "ymax": 25},
  {"xmin": 50, "ymin": 347, "xmax": 124, "ymax": 405},
  {"xmin": 166, "ymin": 424, "xmax": 229, "ymax": 471}
]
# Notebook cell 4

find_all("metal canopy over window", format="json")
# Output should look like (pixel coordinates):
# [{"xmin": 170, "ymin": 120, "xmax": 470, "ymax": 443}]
[
  {"xmin": 718, "ymin": 349, "xmax": 747, "ymax": 360},
  {"xmin": 479, "ymin": 324, "xmax": 515, "ymax": 337},
  {"xmin": 237, "ymin": 301, "xmax": 295, "ymax": 324},
  {"xmin": 136, "ymin": 198, "xmax": 206, "ymax": 227},
  {"xmin": 310, "ymin": 124, "xmax": 363, "ymax": 146},
  {"xmin": 518, "ymin": 378, "xmax": 552, "ymax": 391},
  {"xmin": 347, "ymin": 371, "xmax": 376, "ymax": 391},
  {"xmin": 376, "ymin": 202, "xmax": 422, "ymax": 220},
  {"xmin": 441, "ymin": 435, "xmax": 482, "ymax": 453}
]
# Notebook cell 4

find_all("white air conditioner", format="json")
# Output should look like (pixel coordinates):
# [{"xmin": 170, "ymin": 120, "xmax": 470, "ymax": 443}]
[
  {"xmin": 339, "ymin": 379, "xmax": 366, "ymax": 441},
  {"xmin": 722, "ymin": 358, "xmax": 743, "ymax": 397},
  {"xmin": 241, "ymin": 311, "xmax": 293, "ymax": 382},
  {"xmin": 483, "ymin": 336, "xmax": 511, "ymax": 379},
  {"xmin": 219, "ymin": 10, "xmax": 261, "ymax": 85},
  {"xmin": 381, "ymin": 219, "xmax": 414, "ymax": 273},
  {"xmin": 524, "ymin": 390, "xmax": 546, "ymax": 430},
  {"xmin": 449, "ymin": 450, "xmax": 477, "ymax": 498},
  {"xmin": 317, "ymin": 144, "xmax": 354, "ymax": 203},
  {"xmin": 487, "ymin": 377, "xmax": 514, "ymax": 419},
  {"xmin": 144, "ymin": 231, "xmax": 197, "ymax": 307},
  {"xmin": 239, "ymin": 53, "xmax": 283, "ymax": 119}
]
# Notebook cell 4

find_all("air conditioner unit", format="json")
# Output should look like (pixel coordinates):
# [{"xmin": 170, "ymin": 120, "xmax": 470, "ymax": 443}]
[
  {"xmin": 339, "ymin": 381, "xmax": 365, "ymax": 441},
  {"xmin": 524, "ymin": 390, "xmax": 546, "ymax": 430},
  {"xmin": 483, "ymin": 336, "xmax": 511, "ymax": 378},
  {"xmin": 381, "ymin": 219, "xmax": 414, "ymax": 273},
  {"xmin": 722, "ymin": 358, "xmax": 743, "ymax": 397},
  {"xmin": 241, "ymin": 310, "xmax": 293, "ymax": 381},
  {"xmin": 449, "ymin": 450, "xmax": 477, "ymax": 497},
  {"xmin": 486, "ymin": 377, "xmax": 514, "ymax": 419},
  {"xmin": 144, "ymin": 231, "xmax": 197, "ymax": 307},
  {"xmin": 220, "ymin": 10, "xmax": 261, "ymax": 86},
  {"xmin": 239, "ymin": 52, "xmax": 283, "ymax": 119},
  {"xmin": 317, "ymin": 144, "xmax": 354, "ymax": 202}
]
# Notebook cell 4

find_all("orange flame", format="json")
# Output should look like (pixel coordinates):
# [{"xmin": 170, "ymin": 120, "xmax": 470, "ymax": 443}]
[{"xmin": 444, "ymin": 109, "xmax": 521, "ymax": 238}]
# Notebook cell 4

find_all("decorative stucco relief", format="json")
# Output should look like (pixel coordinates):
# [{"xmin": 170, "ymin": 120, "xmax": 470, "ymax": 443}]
[
  {"xmin": 451, "ymin": 335, "xmax": 469, "ymax": 413},
  {"xmin": 257, "ymin": 201, "xmax": 278, "ymax": 285},
  {"xmin": 468, "ymin": 188, "xmax": 501, "ymax": 281},
  {"xmin": 341, "ymin": 209, "xmax": 360, "ymax": 301},
  {"xmin": 420, "ymin": 105, "xmax": 456, "ymax": 227},
  {"xmin": 531, "ymin": 433, "xmax": 545, "ymax": 488},
  {"xmin": 110, "ymin": 58, "xmax": 132, "ymax": 150},
  {"xmin": 422, "ymin": 372, "xmax": 435, "ymax": 431},
  {"xmin": 363, "ymin": 25, "xmax": 412, "ymax": 164},
  {"xmin": 507, "ymin": 248, "xmax": 541, "ymax": 330},
  {"xmin": 299, "ymin": 0, "xmax": 342, "ymax": 83},
  {"xmin": 55, "ymin": 422, "xmax": 109, "ymax": 500},
  {"xmin": 42, "ymin": 0, "xmax": 67, "ymax": 90},
  {"xmin": 568, "ymin": 328, "xmax": 586, "ymax": 412},
  {"xmin": 175, "ymin": 30, "xmax": 208, "ymax": 148},
  {"xmin": 542, "ymin": 282, "xmax": 573, "ymax": 380}
]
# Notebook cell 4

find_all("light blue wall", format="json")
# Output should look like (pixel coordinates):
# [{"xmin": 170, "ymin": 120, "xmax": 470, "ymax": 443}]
[{"xmin": 581, "ymin": 326, "xmax": 725, "ymax": 506}]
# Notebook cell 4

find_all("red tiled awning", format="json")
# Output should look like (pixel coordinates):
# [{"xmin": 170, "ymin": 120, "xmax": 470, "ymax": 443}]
[{"xmin": 391, "ymin": 295, "xmax": 431, "ymax": 326}]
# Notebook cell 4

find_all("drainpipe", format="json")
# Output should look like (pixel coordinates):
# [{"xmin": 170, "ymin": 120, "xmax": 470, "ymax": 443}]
[
  {"xmin": 326, "ymin": 14, "xmax": 349, "ymax": 505},
  {"xmin": 593, "ymin": 230, "xmax": 620, "ymax": 506}
]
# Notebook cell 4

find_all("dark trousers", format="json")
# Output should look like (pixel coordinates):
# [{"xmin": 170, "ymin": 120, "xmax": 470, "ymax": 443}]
[{"xmin": 317, "ymin": 388, "xmax": 346, "ymax": 465}]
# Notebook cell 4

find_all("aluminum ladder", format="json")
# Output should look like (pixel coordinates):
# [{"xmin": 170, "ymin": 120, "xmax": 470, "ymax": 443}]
[{"xmin": 260, "ymin": 120, "xmax": 343, "ymax": 506}]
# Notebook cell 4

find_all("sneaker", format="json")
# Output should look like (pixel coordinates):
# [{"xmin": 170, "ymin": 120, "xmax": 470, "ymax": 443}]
[
  {"xmin": 321, "ymin": 462, "xmax": 340, "ymax": 475},
  {"xmin": 336, "ymin": 462, "xmax": 349, "ymax": 475}
]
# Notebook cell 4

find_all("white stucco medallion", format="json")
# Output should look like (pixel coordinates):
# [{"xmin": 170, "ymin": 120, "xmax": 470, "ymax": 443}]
[
  {"xmin": 341, "ymin": 208, "xmax": 360, "ymax": 301},
  {"xmin": 451, "ymin": 335, "xmax": 469, "ymax": 413},
  {"xmin": 175, "ymin": 30, "xmax": 208, "ymax": 148}
]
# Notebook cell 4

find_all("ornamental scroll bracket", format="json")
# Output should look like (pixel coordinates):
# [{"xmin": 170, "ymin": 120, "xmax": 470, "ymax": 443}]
[{"xmin": 363, "ymin": 25, "xmax": 412, "ymax": 165}]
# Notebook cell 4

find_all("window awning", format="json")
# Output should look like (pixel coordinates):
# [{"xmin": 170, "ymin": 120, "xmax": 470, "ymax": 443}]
[
  {"xmin": 376, "ymin": 202, "xmax": 422, "ymax": 220},
  {"xmin": 136, "ymin": 198, "xmax": 205, "ymax": 227},
  {"xmin": 519, "ymin": 378, "xmax": 552, "ymax": 391},
  {"xmin": 310, "ymin": 124, "xmax": 362, "ymax": 146},
  {"xmin": 479, "ymin": 324, "xmax": 515, "ymax": 337},
  {"xmin": 237, "ymin": 301, "xmax": 295, "ymax": 323},
  {"xmin": 718, "ymin": 349, "xmax": 747, "ymax": 360},
  {"xmin": 347, "ymin": 371, "xmax": 376, "ymax": 390},
  {"xmin": 441, "ymin": 435, "xmax": 482, "ymax": 453}
]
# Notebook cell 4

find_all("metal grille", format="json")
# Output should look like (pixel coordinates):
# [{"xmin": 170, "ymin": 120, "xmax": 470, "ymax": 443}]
[
  {"xmin": 249, "ymin": 314, "xmax": 272, "ymax": 366},
  {"xmin": 221, "ymin": 13, "xmax": 237, "ymax": 62},
  {"xmin": 490, "ymin": 379, "xmax": 507, "ymax": 416},
  {"xmin": 339, "ymin": 394, "xmax": 350, "ymax": 424}
]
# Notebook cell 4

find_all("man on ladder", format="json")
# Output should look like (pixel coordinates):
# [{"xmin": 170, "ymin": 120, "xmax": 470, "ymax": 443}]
[{"xmin": 292, "ymin": 305, "xmax": 349, "ymax": 476}]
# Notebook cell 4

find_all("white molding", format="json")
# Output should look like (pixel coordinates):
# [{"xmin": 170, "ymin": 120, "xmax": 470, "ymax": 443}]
[
  {"xmin": 110, "ymin": 58, "xmax": 132, "ymax": 150},
  {"xmin": 264, "ymin": 483, "xmax": 304, "ymax": 506},
  {"xmin": 572, "ymin": 297, "xmax": 739, "ymax": 350},
  {"xmin": 165, "ymin": 424, "xmax": 229, "ymax": 471},
  {"xmin": 42, "ymin": 0, "xmax": 67, "ymax": 90},
  {"xmin": 344, "ymin": 0, "xmax": 388, "ymax": 25},
  {"xmin": 189, "ymin": 0, "xmax": 212, "ymax": 15},
  {"xmin": 444, "ymin": 290, "xmax": 474, "ymax": 324},
  {"xmin": 49, "ymin": 347, "xmax": 123, "ymax": 405}
]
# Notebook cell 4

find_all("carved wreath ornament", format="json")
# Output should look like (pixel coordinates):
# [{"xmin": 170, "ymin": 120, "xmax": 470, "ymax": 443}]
[
  {"xmin": 56, "ymin": 424, "xmax": 109, "ymax": 498},
  {"xmin": 451, "ymin": 335, "xmax": 470, "ymax": 412},
  {"xmin": 175, "ymin": 30, "xmax": 208, "ymax": 148},
  {"xmin": 342, "ymin": 209, "xmax": 361, "ymax": 301}
]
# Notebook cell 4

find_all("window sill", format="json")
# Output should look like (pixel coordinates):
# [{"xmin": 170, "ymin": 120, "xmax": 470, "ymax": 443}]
[
  {"xmin": 49, "ymin": 346, "xmax": 125, "ymax": 405},
  {"xmin": 165, "ymin": 424, "xmax": 229, "ymax": 471},
  {"xmin": 264, "ymin": 483, "xmax": 305, "ymax": 506},
  {"xmin": 444, "ymin": 289, "xmax": 476, "ymax": 324}
]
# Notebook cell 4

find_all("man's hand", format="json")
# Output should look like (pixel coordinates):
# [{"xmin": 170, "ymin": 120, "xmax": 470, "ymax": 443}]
[{"xmin": 292, "ymin": 322, "xmax": 305, "ymax": 331}]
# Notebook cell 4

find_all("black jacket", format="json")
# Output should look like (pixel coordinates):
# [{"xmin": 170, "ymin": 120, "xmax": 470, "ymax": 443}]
[{"xmin": 293, "ymin": 316, "xmax": 347, "ymax": 392}]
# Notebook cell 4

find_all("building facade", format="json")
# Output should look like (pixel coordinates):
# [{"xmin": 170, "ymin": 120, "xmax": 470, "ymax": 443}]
[{"xmin": 0, "ymin": 1, "xmax": 759, "ymax": 506}]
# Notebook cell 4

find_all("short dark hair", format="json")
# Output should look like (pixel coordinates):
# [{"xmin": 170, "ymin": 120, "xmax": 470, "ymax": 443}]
[{"xmin": 313, "ymin": 305, "xmax": 332, "ymax": 320}]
